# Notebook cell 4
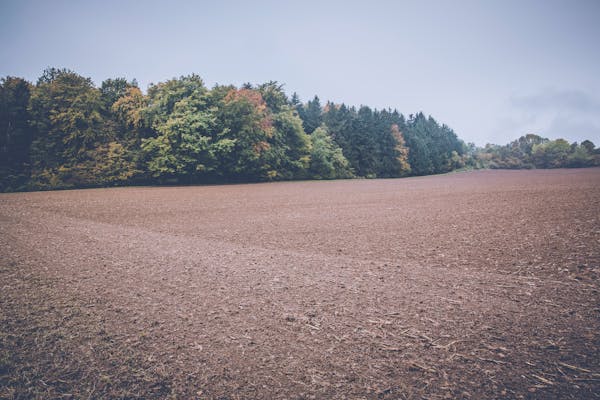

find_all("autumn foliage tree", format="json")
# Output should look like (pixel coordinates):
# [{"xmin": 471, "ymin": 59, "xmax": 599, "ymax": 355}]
[
  {"xmin": 390, "ymin": 124, "xmax": 411, "ymax": 176},
  {"xmin": 216, "ymin": 88, "xmax": 274, "ymax": 180}
]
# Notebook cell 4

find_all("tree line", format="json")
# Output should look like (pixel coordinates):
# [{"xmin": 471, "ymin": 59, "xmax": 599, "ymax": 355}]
[
  {"xmin": 1, "ymin": 69, "xmax": 598, "ymax": 192},
  {"xmin": 468, "ymin": 134, "xmax": 599, "ymax": 170},
  {"xmin": 0, "ymin": 68, "xmax": 467, "ymax": 191}
]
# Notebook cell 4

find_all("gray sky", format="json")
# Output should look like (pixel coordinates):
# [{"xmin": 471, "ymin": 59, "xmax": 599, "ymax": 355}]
[{"xmin": 1, "ymin": 0, "xmax": 599, "ymax": 145}]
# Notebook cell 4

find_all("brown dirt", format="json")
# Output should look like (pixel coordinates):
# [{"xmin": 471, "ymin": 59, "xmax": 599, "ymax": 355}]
[{"xmin": 1, "ymin": 168, "xmax": 599, "ymax": 399}]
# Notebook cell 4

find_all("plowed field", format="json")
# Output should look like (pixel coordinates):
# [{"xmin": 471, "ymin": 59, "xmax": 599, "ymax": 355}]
[{"xmin": 1, "ymin": 169, "xmax": 599, "ymax": 399}]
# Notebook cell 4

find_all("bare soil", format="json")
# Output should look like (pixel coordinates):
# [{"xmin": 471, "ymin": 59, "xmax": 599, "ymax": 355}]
[{"xmin": 1, "ymin": 169, "xmax": 599, "ymax": 399}]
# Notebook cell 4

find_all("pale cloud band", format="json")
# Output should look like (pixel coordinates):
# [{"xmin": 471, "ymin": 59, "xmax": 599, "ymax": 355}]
[{"xmin": 494, "ymin": 88, "xmax": 600, "ymax": 145}]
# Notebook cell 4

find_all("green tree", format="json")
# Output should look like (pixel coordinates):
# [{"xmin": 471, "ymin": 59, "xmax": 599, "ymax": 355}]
[
  {"xmin": 0, "ymin": 76, "xmax": 33, "ymax": 191},
  {"xmin": 566, "ymin": 143, "xmax": 595, "ymax": 167},
  {"xmin": 299, "ymin": 95, "xmax": 322, "ymax": 134},
  {"xmin": 66, "ymin": 141, "xmax": 138, "ymax": 187},
  {"xmin": 28, "ymin": 68, "xmax": 106, "ymax": 188},
  {"xmin": 403, "ymin": 114, "xmax": 433, "ymax": 175},
  {"xmin": 322, "ymin": 103, "xmax": 363, "ymax": 174},
  {"xmin": 141, "ymin": 75, "xmax": 218, "ymax": 182},
  {"xmin": 403, "ymin": 112, "xmax": 464, "ymax": 175},
  {"xmin": 257, "ymin": 81, "xmax": 288, "ymax": 113},
  {"xmin": 215, "ymin": 88, "xmax": 274, "ymax": 180},
  {"xmin": 581, "ymin": 140, "xmax": 595, "ymax": 154},
  {"xmin": 309, "ymin": 126, "xmax": 353, "ymax": 179},
  {"xmin": 504, "ymin": 134, "xmax": 547, "ymax": 168},
  {"xmin": 100, "ymin": 78, "xmax": 137, "ymax": 110},
  {"xmin": 290, "ymin": 92, "xmax": 301, "ymax": 107},
  {"xmin": 112, "ymin": 86, "xmax": 148, "ymax": 139},
  {"xmin": 532, "ymin": 139, "xmax": 571, "ymax": 168},
  {"xmin": 265, "ymin": 107, "xmax": 311, "ymax": 179}
]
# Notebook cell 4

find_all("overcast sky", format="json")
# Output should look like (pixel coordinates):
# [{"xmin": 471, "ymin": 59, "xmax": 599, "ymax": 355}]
[{"xmin": 1, "ymin": 0, "xmax": 599, "ymax": 145}]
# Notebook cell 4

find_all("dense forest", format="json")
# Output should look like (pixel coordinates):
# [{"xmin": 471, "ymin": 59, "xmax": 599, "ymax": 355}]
[{"xmin": 1, "ymin": 69, "xmax": 598, "ymax": 192}]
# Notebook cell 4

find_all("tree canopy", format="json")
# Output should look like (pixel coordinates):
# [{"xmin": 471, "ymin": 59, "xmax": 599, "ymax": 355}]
[
  {"xmin": 0, "ymin": 68, "xmax": 597, "ymax": 192},
  {"xmin": 472, "ymin": 134, "xmax": 598, "ymax": 170}
]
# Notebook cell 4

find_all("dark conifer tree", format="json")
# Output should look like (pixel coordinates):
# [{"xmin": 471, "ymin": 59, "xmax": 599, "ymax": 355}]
[
  {"xmin": 0, "ymin": 77, "xmax": 33, "ymax": 191},
  {"xmin": 299, "ymin": 95, "xmax": 322, "ymax": 134}
]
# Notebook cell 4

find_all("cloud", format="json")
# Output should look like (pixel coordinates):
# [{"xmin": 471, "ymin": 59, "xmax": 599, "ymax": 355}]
[
  {"xmin": 490, "ymin": 112, "xmax": 539, "ymax": 144},
  {"xmin": 495, "ymin": 113, "xmax": 537, "ymax": 132},
  {"xmin": 491, "ymin": 88, "xmax": 600, "ymax": 145},
  {"xmin": 545, "ymin": 117, "xmax": 600, "ymax": 144},
  {"xmin": 510, "ymin": 88, "xmax": 600, "ymax": 113}
]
